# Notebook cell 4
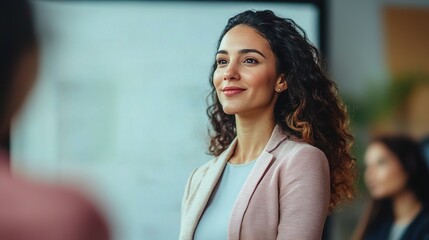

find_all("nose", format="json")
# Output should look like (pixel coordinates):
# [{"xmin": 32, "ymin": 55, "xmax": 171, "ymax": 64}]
[{"xmin": 223, "ymin": 63, "xmax": 240, "ymax": 81}]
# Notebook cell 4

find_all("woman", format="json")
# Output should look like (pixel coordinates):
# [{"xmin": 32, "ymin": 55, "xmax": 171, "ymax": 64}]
[
  {"xmin": 180, "ymin": 10, "xmax": 355, "ymax": 240},
  {"xmin": 353, "ymin": 136, "xmax": 429, "ymax": 240},
  {"xmin": 0, "ymin": 1, "xmax": 110, "ymax": 239}
]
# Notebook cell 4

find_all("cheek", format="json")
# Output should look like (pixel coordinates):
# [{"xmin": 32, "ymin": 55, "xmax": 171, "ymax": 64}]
[
  {"xmin": 386, "ymin": 164, "xmax": 408, "ymax": 190},
  {"xmin": 212, "ymin": 71, "xmax": 224, "ymax": 104},
  {"xmin": 364, "ymin": 168, "xmax": 370, "ymax": 184},
  {"xmin": 213, "ymin": 70, "xmax": 223, "ymax": 90},
  {"xmin": 243, "ymin": 72, "xmax": 277, "ymax": 100},
  {"xmin": 246, "ymin": 69, "xmax": 275, "ymax": 88},
  {"xmin": 378, "ymin": 167, "xmax": 396, "ymax": 184},
  {"xmin": 373, "ymin": 164, "xmax": 408, "ymax": 197}
]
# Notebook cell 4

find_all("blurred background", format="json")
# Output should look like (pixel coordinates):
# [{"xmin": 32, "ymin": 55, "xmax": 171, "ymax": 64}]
[{"xmin": 7, "ymin": 0, "xmax": 429, "ymax": 239}]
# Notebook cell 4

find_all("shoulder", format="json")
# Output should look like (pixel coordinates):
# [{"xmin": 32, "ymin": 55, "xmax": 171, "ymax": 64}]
[
  {"xmin": 0, "ymin": 172, "xmax": 110, "ymax": 240},
  {"xmin": 412, "ymin": 207, "xmax": 429, "ymax": 237},
  {"xmin": 272, "ymin": 139, "xmax": 330, "ymax": 198},
  {"xmin": 273, "ymin": 139, "xmax": 331, "ymax": 220},
  {"xmin": 42, "ymin": 186, "xmax": 110, "ymax": 240},
  {"xmin": 181, "ymin": 155, "xmax": 224, "ymax": 209},
  {"xmin": 186, "ymin": 156, "xmax": 219, "ymax": 185},
  {"xmin": 274, "ymin": 139, "xmax": 328, "ymax": 169},
  {"xmin": 195, "ymin": 156, "xmax": 219, "ymax": 174}
]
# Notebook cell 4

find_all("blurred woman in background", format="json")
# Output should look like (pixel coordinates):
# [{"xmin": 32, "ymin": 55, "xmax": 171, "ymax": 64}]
[{"xmin": 354, "ymin": 136, "xmax": 429, "ymax": 240}]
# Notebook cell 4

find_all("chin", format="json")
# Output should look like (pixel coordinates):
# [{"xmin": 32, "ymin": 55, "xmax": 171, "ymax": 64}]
[
  {"xmin": 221, "ymin": 105, "xmax": 243, "ymax": 115},
  {"xmin": 370, "ymin": 191, "xmax": 393, "ymax": 200},
  {"xmin": 222, "ymin": 108, "xmax": 239, "ymax": 115}
]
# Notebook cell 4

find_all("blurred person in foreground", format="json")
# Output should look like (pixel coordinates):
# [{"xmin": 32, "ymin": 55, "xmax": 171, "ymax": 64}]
[
  {"xmin": 353, "ymin": 136, "xmax": 429, "ymax": 240},
  {"xmin": 0, "ymin": 1, "xmax": 110, "ymax": 240}
]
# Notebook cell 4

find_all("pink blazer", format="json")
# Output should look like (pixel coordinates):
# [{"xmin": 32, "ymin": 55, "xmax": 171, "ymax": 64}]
[{"xmin": 180, "ymin": 125, "xmax": 330, "ymax": 240}]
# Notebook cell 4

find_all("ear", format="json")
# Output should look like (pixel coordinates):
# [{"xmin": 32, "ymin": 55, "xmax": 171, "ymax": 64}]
[{"xmin": 275, "ymin": 74, "xmax": 287, "ymax": 93}]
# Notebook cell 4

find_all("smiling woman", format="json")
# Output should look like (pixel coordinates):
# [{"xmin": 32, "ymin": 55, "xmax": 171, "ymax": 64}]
[{"xmin": 179, "ymin": 10, "xmax": 356, "ymax": 240}]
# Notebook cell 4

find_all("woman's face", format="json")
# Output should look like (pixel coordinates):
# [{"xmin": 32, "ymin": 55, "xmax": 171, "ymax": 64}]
[
  {"xmin": 364, "ymin": 142, "xmax": 408, "ymax": 199},
  {"xmin": 213, "ymin": 24, "xmax": 285, "ymax": 117}
]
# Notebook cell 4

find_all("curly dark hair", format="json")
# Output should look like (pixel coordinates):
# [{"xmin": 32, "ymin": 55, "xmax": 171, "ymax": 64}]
[{"xmin": 206, "ymin": 10, "xmax": 356, "ymax": 210}]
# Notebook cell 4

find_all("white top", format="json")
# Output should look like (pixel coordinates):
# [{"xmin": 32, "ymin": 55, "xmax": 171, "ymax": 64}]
[{"xmin": 194, "ymin": 159, "xmax": 257, "ymax": 240}]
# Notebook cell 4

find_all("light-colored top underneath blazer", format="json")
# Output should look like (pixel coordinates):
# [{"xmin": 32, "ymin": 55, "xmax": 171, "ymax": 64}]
[{"xmin": 179, "ymin": 125, "xmax": 330, "ymax": 240}]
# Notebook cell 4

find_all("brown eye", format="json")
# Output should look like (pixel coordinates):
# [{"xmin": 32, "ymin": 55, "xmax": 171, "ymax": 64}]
[
  {"xmin": 244, "ymin": 58, "xmax": 259, "ymax": 64},
  {"xmin": 217, "ymin": 59, "xmax": 227, "ymax": 65}
]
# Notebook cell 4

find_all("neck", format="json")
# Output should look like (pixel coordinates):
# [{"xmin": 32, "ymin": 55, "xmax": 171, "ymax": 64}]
[
  {"xmin": 392, "ymin": 189, "xmax": 422, "ymax": 225},
  {"xmin": 230, "ymin": 109, "xmax": 275, "ymax": 164}
]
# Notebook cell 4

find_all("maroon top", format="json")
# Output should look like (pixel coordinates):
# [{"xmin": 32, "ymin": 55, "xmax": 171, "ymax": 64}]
[{"xmin": 0, "ymin": 149, "xmax": 110, "ymax": 240}]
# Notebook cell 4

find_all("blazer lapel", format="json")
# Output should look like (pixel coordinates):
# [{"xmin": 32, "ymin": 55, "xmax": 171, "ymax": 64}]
[
  {"xmin": 228, "ymin": 125, "xmax": 288, "ymax": 240},
  {"xmin": 186, "ymin": 138, "xmax": 238, "ymax": 238}
]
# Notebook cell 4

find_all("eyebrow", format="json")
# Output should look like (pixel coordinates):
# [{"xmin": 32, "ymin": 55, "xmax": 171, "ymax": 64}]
[{"xmin": 216, "ymin": 49, "xmax": 266, "ymax": 58}]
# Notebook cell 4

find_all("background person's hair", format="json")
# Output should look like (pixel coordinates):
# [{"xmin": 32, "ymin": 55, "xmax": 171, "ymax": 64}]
[
  {"xmin": 0, "ymin": 0, "xmax": 36, "ymax": 131},
  {"xmin": 206, "ymin": 10, "xmax": 356, "ymax": 211},
  {"xmin": 353, "ymin": 135, "xmax": 429, "ymax": 239},
  {"xmin": 421, "ymin": 136, "xmax": 429, "ymax": 167}
]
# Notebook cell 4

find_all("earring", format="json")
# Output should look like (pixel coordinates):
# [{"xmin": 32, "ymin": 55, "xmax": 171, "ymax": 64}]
[{"xmin": 278, "ymin": 88, "xmax": 281, "ymax": 92}]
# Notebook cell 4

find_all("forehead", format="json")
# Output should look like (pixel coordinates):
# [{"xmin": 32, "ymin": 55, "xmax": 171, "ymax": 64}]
[
  {"xmin": 365, "ymin": 142, "xmax": 393, "ymax": 162},
  {"xmin": 218, "ymin": 25, "xmax": 272, "ymax": 52}
]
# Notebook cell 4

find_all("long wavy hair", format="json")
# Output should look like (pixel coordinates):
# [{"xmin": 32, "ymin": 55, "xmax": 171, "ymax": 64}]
[
  {"xmin": 353, "ymin": 136, "xmax": 429, "ymax": 240},
  {"xmin": 206, "ymin": 10, "xmax": 356, "ymax": 210}
]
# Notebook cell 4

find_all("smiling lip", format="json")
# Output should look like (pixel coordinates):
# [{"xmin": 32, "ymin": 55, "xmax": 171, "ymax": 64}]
[{"xmin": 222, "ymin": 86, "xmax": 246, "ymax": 97}]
